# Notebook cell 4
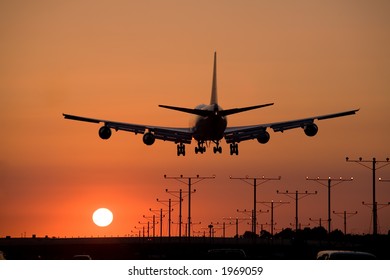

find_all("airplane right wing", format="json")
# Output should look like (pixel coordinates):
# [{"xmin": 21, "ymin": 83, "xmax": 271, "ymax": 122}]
[
  {"xmin": 63, "ymin": 114, "xmax": 193, "ymax": 144},
  {"xmin": 224, "ymin": 109, "xmax": 359, "ymax": 144}
]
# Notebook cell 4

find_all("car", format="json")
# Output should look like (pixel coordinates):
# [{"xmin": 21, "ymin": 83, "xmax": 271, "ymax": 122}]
[{"xmin": 316, "ymin": 250, "xmax": 376, "ymax": 260}]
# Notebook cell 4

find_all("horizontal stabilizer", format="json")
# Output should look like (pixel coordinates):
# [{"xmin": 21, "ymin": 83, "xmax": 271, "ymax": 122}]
[
  {"xmin": 159, "ymin": 105, "xmax": 210, "ymax": 117},
  {"xmin": 159, "ymin": 103, "xmax": 274, "ymax": 117},
  {"xmin": 221, "ymin": 103, "xmax": 274, "ymax": 116}
]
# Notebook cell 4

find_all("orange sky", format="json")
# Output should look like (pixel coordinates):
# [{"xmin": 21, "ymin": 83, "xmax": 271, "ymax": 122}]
[{"xmin": 1, "ymin": 0, "xmax": 389, "ymax": 238}]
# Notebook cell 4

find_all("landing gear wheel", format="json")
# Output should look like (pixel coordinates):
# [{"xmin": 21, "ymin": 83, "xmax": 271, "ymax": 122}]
[
  {"xmin": 230, "ymin": 143, "xmax": 239, "ymax": 155},
  {"xmin": 177, "ymin": 144, "xmax": 186, "ymax": 156},
  {"xmin": 213, "ymin": 146, "xmax": 222, "ymax": 154},
  {"xmin": 195, "ymin": 142, "xmax": 206, "ymax": 154}
]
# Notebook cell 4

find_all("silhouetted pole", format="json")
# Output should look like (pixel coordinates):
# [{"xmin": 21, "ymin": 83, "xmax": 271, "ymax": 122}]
[
  {"xmin": 346, "ymin": 157, "xmax": 389, "ymax": 235},
  {"xmin": 209, "ymin": 222, "xmax": 225, "ymax": 238},
  {"xmin": 157, "ymin": 198, "xmax": 180, "ymax": 238},
  {"xmin": 234, "ymin": 211, "xmax": 254, "ymax": 236},
  {"xmin": 150, "ymin": 208, "xmax": 167, "ymax": 238},
  {"xmin": 230, "ymin": 176, "xmax": 281, "ymax": 234},
  {"xmin": 223, "ymin": 217, "xmax": 238, "ymax": 237},
  {"xmin": 333, "ymin": 210, "xmax": 357, "ymax": 235},
  {"xmin": 277, "ymin": 190, "xmax": 317, "ymax": 232},
  {"xmin": 134, "ymin": 226, "xmax": 144, "ymax": 238},
  {"xmin": 306, "ymin": 176, "xmax": 353, "ymax": 233},
  {"xmin": 236, "ymin": 209, "xmax": 268, "ymax": 234},
  {"xmin": 135, "ymin": 225, "xmax": 145, "ymax": 238},
  {"xmin": 164, "ymin": 175, "xmax": 215, "ymax": 238},
  {"xmin": 362, "ymin": 201, "xmax": 390, "ymax": 234},
  {"xmin": 157, "ymin": 199, "xmax": 171, "ymax": 237},
  {"xmin": 143, "ymin": 214, "xmax": 158, "ymax": 237},
  {"xmin": 139, "ymin": 220, "xmax": 150, "ymax": 238},
  {"xmin": 309, "ymin": 218, "xmax": 324, "ymax": 228},
  {"xmin": 166, "ymin": 189, "xmax": 185, "ymax": 238},
  {"xmin": 258, "ymin": 201, "xmax": 289, "ymax": 236},
  {"xmin": 236, "ymin": 218, "xmax": 238, "ymax": 237}
]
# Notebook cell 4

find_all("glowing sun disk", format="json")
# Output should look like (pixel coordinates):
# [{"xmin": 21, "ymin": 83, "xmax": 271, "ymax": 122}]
[{"xmin": 92, "ymin": 208, "xmax": 113, "ymax": 227}]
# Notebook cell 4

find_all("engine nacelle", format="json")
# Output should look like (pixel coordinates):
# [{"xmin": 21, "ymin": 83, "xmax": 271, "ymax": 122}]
[
  {"xmin": 98, "ymin": 126, "xmax": 112, "ymax": 140},
  {"xmin": 257, "ymin": 131, "xmax": 270, "ymax": 144},
  {"xmin": 143, "ymin": 132, "xmax": 155, "ymax": 145},
  {"xmin": 304, "ymin": 123, "xmax": 318, "ymax": 137}
]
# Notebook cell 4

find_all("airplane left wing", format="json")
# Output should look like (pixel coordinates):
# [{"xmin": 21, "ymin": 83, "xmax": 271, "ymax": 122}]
[
  {"xmin": 63, "ymin": 114, "xmax": 193, "ymax": 144},
  {"xmin": 224, "ymin": 109, "xmax": 359, "ymax": 144}
]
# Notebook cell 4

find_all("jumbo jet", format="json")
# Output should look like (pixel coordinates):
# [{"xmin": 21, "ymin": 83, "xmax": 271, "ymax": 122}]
[{"xmin": 63, "ymin": 52, "xmax": 358, "ymax": 156}]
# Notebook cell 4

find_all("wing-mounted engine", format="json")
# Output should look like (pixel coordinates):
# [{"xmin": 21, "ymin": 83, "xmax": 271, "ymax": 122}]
[
  {"xmin": 143, "ymin": 132, "xmax": 156, "ymax": 145},
  {"xmin": 303, "ymin": 123, "xmax": 318, "ymax": 137},
  {"xmin": 257, "ymin": 131, "xmax": 270, "ymax": 144},
  {"xmin": 99, "ymin": 126, "xmax": 112, "ymax": 140}
]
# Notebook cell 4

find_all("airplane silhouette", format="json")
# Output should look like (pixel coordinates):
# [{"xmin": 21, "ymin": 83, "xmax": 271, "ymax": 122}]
[{"xmin": 63, "ymin": 52, "xmax": 359, "ymax": 156}]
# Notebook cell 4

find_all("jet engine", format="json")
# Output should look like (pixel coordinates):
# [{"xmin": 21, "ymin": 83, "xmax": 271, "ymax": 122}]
[
  {"xmin": 303, "ymin": 123, "xmax": 318, "ymax": 137},
  {"xmin": 99, "ymin": 126, "xmax": 112, "ymax": 140},
  {"xmin": 143, "ymin": 132, "xmax": 155, "ymax": 145},
  {"xmin": 257, "ymin": 131, "xmax": 270, "ymax": 144}
]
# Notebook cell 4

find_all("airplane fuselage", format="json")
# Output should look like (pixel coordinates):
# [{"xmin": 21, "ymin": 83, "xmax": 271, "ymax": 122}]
[{"xmin": 192, "ymin": 104, "xmax": 227, "ymax": 142}]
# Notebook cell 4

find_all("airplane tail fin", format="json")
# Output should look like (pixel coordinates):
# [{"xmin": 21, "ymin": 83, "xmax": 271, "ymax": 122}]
[
  {"xmin": 210, "ymin": 51, "xmax": 218, "ymax": 105},
  {"xmin": 159, "ymin": 52, "xmax": 274, "ymax": 117}
]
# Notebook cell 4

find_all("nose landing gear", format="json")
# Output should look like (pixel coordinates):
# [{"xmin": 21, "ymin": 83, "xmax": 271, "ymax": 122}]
[
  {"xmin": 195, "ymin": 141, "xmax": 222, "ymax": 154},
  {"xmin": 213, "ymin": 141, "xmax": 222, "ymax": 154},
  {"xmin": 195, "ymin": 141, "xmax": 206, "ymax": 154}
]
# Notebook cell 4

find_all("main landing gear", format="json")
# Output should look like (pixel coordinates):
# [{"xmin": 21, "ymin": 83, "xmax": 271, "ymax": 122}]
[
  {"xmin": 177, "ymin": 143, "xmax": 186, "ymax": 156},
  {"xmin": 230, "ymin": 143, "xmax": 239, "ymax": 155}
]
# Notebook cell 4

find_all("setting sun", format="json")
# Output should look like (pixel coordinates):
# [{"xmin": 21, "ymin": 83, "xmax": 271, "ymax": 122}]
[{"xmin": 92, "ymin": 208, "xmax": 113, "ymax": 227}]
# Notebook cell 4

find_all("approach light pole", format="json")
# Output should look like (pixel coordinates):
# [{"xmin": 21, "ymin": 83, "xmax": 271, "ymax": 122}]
[
  {"xmin": 362, "ymin": 201, "xmax": 390, "ymax": 234},
  {"xmin": 223, "ymin": 217, "xmax": 246, "ymax": 238},
  {"xmin": 140, "ymin": 217, "xmax": 155, "ymax": 238},
  {"xmin": 277, "ymin": 190, "xmax": 317, "ymax": 232},
  {"xmin": 149, "ymin": 208, "xmax": 166, "ymax": 238},
  {"xmin": 165, "ymin": 188, "xmax": 188, "ymax": 238},
  {"xmin": 306, "ymin": 176, "xmax": 353, "ymax": 233},
  {"xmin": 237, "ymin": 209, "xmax": 269, "ymax": 235},
  {"xmin": 157, "ymin": 198, "xmax": 180, "ymax": 238},
  {"xmin": 346, "ymin": 157, "xmax": 390, "ymax": 235},
  {"xmin": 257, "ymin": 200, "xmax": 289, "ymax": 236},
  {"xmin": 230, "ymin": 176, "xmax": 281, "ymax": 234},
  {"xmin": 164, "ymin": 174, "xmax": 215, "ymax": 239},
  {"xmin": 333, "ymin": 210, "xmax": 358, "ymax": 235},
  {"xmin": 309, "ymin": 217, "xmax": 325, "ymax": 228}
]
